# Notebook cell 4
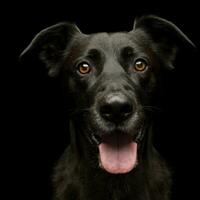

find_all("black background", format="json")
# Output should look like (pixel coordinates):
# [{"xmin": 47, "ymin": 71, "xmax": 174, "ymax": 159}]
[{"xmin": 4, "ymin": 1, "xmax": 199, "ymax": 200}]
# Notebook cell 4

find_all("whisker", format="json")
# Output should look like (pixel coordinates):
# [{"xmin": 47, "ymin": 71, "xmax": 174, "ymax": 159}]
[
  {"xmin": 141, "ymin": 105, "xmax": 163, "ymax": 113},
  {"xmin": 67, "ymin": 107, "xmax": 92, "ymax": 116}
]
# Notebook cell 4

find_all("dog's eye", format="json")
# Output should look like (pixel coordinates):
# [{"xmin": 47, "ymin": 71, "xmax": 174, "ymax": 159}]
[
  {"xmin": 77, "ymin": 62, "xmax": 92, "ymax": 75},
  {"xmin": 133, "ymin": 59, "xmax": 148, "ymax": 72}
]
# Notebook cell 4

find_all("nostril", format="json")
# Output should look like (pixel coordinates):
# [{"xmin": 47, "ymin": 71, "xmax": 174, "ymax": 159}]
[
  {"xmin": 100, "ymin": 104, "xmax": 113, "ymax": 118},
  {"xmin": 121, "ymin": 103, "xmax": 133, "ymax": 116}
]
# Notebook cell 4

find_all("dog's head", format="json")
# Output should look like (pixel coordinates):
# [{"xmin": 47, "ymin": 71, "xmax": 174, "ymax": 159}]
[{"xmin": 21, "ymin": 16, "xmax": 195, "ymax": 174}]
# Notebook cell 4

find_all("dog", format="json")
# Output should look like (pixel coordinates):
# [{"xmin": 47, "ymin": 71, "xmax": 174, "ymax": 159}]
[{"xmin": 20, "ymin": 15, "xmax": 195, "ymax": 200}]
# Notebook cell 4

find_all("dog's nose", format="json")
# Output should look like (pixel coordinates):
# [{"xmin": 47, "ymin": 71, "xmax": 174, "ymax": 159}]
[{"xmin": 99, "ymin": 95, "xmax": 134, "ymax": 123}]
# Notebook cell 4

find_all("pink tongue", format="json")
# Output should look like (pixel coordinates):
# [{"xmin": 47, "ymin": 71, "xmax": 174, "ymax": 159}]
[{"xmin": 99, "ymin": 134, "xmax": 137, "ymax": 174}]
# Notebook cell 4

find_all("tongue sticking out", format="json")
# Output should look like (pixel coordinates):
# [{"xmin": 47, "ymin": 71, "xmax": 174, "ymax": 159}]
[{"xmin": 99, "ymin": 134, "xmax": 137, "ymax": 174}]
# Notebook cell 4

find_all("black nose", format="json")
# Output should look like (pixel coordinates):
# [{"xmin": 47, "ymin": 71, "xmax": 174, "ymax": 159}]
[{"xmin": 99, "ymin": 95, "xmax": 134, "ymax": 123}]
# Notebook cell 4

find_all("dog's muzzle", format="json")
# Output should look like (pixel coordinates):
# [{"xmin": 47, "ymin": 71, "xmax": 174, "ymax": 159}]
[{"xmin": 89, "ymin": 92, "xmax": 143, "ymax": 174}]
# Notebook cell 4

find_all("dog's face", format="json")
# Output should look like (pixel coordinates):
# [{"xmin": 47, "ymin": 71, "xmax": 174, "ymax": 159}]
[
  {"xmin": 21, "ymin": 16, "xmax": 195, "ymax": 174},
  {"xmin": 63, "ymin": 32, "xmax": 160, "ymax": 174}
]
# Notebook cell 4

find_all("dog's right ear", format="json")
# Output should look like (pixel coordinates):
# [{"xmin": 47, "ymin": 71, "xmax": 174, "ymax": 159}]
[
  {"xmin": 20, "ymin": 22, "xmax": 81, "ymax": 77},
  {"xmin": 133, "ymin": 15, "xmax": 196, "ymax": 69}
]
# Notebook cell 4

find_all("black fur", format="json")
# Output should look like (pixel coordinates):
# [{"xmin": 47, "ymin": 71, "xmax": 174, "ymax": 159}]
[{"xmin": 21, "ymin": 15, "xmax": 195, "ymax": 200}]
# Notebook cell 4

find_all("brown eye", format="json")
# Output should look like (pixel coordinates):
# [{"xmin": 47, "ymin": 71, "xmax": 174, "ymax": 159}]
[
  {"xmin": 133, "ymin": 59, "xmax": 148, "ymax": 72},
  {"xmin": 77, "ymin": 62, "xmax": 92, "ymax": 75}
]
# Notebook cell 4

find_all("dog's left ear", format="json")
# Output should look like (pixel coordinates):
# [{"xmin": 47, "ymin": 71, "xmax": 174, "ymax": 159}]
[
  {"xmin": 20, "ymin": 22, "xmax": 81, "ymax": 76},
  {"xmin": 133, "ymin": 15, "xmax": 196, "ymax": 69}
]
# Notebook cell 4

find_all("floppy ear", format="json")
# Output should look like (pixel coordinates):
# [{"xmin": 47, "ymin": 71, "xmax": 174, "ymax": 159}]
[
  {"xmin": 133, "ymin": 15, "xmax": 196, "ymax": 69},
  {"xmin": 20, "ymin": 22, "xmax": 81, "ymax": 76}
]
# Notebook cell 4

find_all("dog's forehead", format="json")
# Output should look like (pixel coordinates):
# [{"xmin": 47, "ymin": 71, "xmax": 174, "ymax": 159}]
[
  {"xmin": 68, "ymin": 31, "xmax": 149, "ymax": 62},
  {"xmin": 86, "ymin": 32, "xmax": 138, "ymax": 52}
]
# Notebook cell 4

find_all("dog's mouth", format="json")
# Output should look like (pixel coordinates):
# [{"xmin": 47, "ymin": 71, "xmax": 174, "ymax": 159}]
[
  {"xmin": 88, "ymin": 108, "xmax": 145, "ymax": 174},
  {"xmin": 98, "ymin": 133, "xmax": 138, "ymax": 174},
  {"xmin": 91, "ymin": 129, "xmax": 144, "ymax": 174}
]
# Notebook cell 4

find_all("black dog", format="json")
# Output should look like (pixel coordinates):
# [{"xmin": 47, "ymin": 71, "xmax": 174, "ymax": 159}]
[{"xmin": 21, "ymin": 16, "xmax": 195, "ymax": 200}]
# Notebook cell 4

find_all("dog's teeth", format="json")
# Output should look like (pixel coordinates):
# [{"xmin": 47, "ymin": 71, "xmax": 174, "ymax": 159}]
[
  {"xmin": 135, "ymin": 160, "xmax": 138, "ymax": 167},
  {"xmin": 99, "ymin": 160, "xmax": 102, "ymax": 168},
  {"xmin": 135, "ymin": 128, "xmax": 144, "ymax": 143},
  {"xmin": 92, "ymin": 134, "xmax": 100, "ymax": 145}
]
